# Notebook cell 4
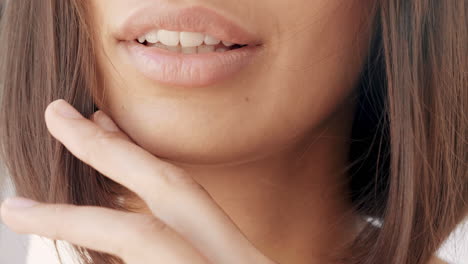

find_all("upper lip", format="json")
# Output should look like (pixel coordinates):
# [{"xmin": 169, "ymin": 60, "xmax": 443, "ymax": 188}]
[{"xmin": 114, "ymin": 4, "xmax": 262, "ymax": 45}]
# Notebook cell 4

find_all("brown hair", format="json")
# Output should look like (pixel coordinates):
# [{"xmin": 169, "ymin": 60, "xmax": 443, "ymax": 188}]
[{"xmin": 0, "ymin": 0, "xmax": 466, "ymax": 264}]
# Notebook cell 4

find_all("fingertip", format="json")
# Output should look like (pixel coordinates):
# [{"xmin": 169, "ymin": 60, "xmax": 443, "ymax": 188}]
[
  {"xmin": 45, "ymin": 99, "xmax": 82, "ymax": 128},
  {"xmin": 92, "ymin": 110, "xmax": 121, "ymax": 132},
  {"xmin": 44, "ymin": 100, "xmax": 57, "ymax": 122},
  {"xmin": 1, "ymin": 197, "xmax": 39, "ymax": 231},
  {"xmin": 89, "ymin": 111, "xmax": 99, "ymax": 121},
  {"xmin": 2, "ymin": 196, "xmax": 39, "ymax": 210}
]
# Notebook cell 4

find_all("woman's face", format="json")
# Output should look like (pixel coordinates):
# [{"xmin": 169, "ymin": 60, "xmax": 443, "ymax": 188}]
[{"xmin": 89, "ymin": 0, "xmax": 373, "ymax": 164}]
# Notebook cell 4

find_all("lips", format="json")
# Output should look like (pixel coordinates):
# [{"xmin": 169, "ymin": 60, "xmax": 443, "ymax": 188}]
[{"xmin": 114, "ymin": 4, "xmax": 264, "ymax": 87}]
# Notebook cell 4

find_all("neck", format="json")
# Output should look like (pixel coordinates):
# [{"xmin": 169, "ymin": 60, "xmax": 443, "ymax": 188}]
[{"xmin": 130, "ymin": 106, "xmax": 361, "ymax": 264}]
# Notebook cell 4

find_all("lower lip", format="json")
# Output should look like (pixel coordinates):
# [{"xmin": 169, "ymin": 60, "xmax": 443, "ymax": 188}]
[{"xmin": 121, "ymin": 41, "xmax": 262, "ymax": 87}]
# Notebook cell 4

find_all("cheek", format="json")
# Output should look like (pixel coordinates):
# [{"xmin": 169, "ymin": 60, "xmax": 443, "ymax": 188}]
[
  {"xmin": 238, "ymin": 1, "xmax": 372, "ymax": 140},
  {"xmin": 91, "ymin": 0, "xmax": 372, "ymax": 164}
]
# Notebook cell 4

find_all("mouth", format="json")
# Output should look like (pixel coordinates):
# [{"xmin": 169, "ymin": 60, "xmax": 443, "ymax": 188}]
[
  {"xmin": 115, "ymin": 5, "xmax": 264, "ymax": 88},
  {"xmin": 134, "ymin": 29, "xmax": 250, "ymax": 54}
]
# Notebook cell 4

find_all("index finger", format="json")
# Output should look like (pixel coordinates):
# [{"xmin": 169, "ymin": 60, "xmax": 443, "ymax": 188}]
[{"xmin": 44, "ymin": 99, "xmax": 268, "ymax": 264}]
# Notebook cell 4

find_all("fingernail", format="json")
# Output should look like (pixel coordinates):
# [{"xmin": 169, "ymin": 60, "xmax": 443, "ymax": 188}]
[
  {"xmin": 3, "ymin": 197, "xmax": 39, "ymax": 209},
  {"xmin": 53, "ymin": 99, "xmax": 82, "ymax": 119}
]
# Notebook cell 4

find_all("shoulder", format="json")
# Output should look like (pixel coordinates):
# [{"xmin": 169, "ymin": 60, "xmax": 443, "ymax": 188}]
[{"xmin": 427, "ymin": 256, "xmax": 448, "ymax": 264}]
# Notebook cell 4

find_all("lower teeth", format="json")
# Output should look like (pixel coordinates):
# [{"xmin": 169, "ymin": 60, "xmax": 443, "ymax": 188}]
[{"xmin": 144, "ymin": 42, "xmax": 231, "ymax": 54}]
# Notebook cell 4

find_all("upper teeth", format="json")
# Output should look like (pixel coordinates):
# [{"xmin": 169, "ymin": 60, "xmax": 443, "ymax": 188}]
[{"xmin": 137, "ymin": 29, "xmax": 236, "ymax": 47}]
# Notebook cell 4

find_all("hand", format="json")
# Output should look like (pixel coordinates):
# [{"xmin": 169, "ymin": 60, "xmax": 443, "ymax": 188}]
[{"xmin": 1, "ymin": 99, "xmax": 275, "ymax": 264}]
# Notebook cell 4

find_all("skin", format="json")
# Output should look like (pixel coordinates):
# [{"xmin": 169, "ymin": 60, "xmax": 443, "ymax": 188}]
[
  {"xmin": 0, "ymin": 102, "xmax": 446, "ymax": 264},
  {"xmin": 3, "ymin": 0, "xmax": 450, "ymax": 264},
  {"xmin": 89, "ymin": 0, "xmax": 372, "ymax": 262}
]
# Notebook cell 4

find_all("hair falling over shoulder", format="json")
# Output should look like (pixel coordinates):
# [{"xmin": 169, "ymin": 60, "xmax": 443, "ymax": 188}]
[{"xmin": 0, "ymin": 0, "xmax": 466, "ymax": 263}]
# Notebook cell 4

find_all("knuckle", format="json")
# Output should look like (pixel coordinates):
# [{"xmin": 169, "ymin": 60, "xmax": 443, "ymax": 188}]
[
  {"xmin": 154, "ymin": 166, "xmax": 213, "ymax": 204},
  {"xmin": 48, "ymin": 205, "xmax": 72, "ymax": 241},
  {"xmin": 150, "ymin": 165, "xmax": 212, "ymax": 204},
  {"xmin": 160, "ymin": 166, "xmax": 204, "ymax": 193},
  {"xmin": 93, "ymin": 129, "xmax": 120, "ymax": 146},
  {"xmin": 81, "ymin": 129, "xmax": 119, "ymax": 162}
]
